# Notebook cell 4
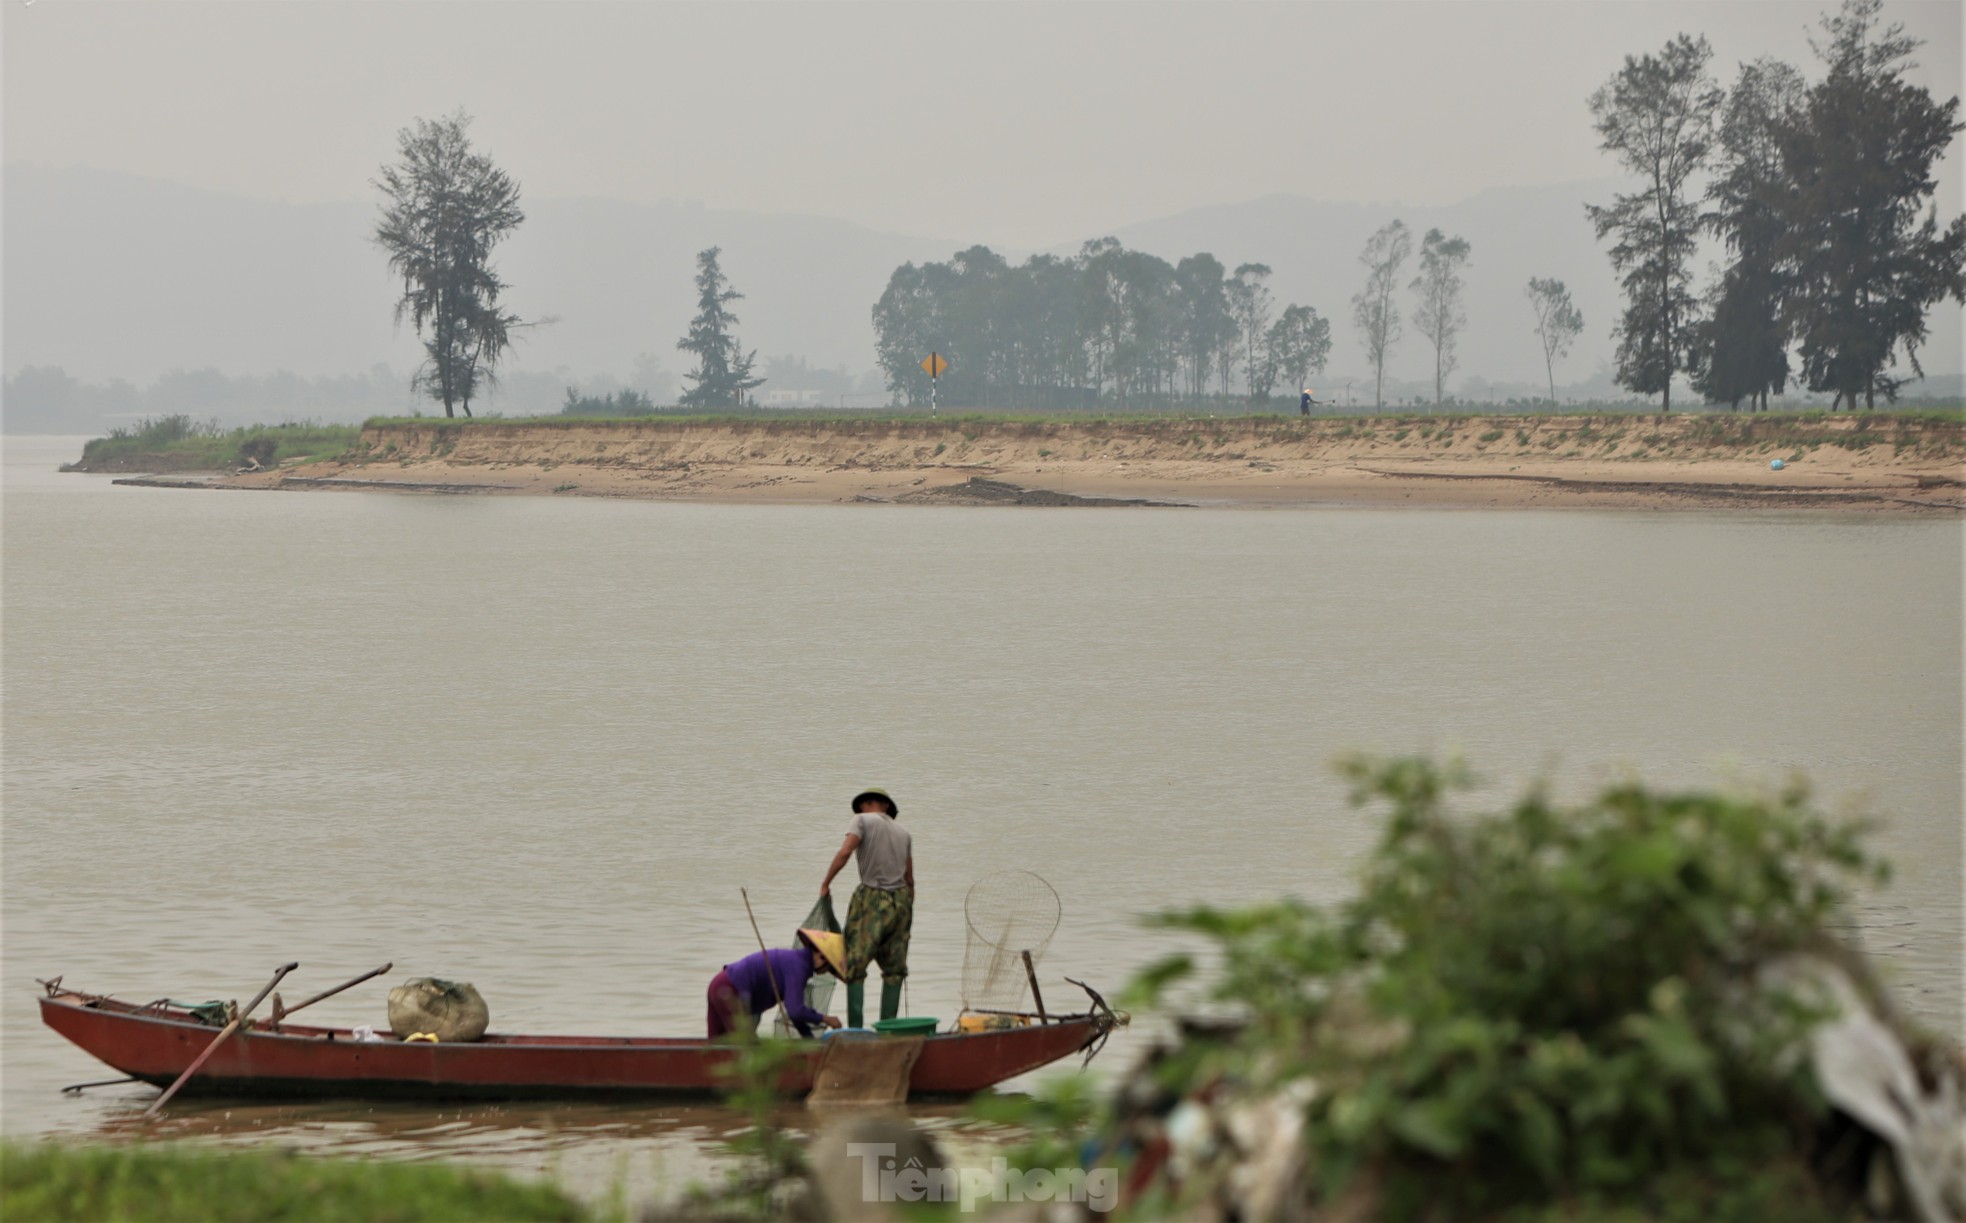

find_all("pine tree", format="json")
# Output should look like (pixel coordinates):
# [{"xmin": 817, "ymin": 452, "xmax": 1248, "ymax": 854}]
[
  {"xmin": 1586, "ymin": 35, "xmax": 1722, "ymax": 411},
  {"xmin": 1767, "ymin": 0, "xmax": 1965, "ymax": 408},
  {"xmin": 373, "ymin": 112, "xmax": 525, "ymax": 418},
  {"xmin": 677, "ymin": 247, "xmax": 764, "ymax": 408},
  {"xmin": 1696, "ymin": 59, "xmax": 1806, "ymax": 411}
]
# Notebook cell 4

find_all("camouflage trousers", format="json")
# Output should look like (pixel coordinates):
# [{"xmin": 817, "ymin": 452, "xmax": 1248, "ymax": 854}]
[{"xmin": 844, "ymin": 884, "xmax": 913, "ymax": 983}]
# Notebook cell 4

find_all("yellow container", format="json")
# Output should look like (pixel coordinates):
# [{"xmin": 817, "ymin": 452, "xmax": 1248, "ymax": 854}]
[{"xmin": 957, "ymin": 1012, "xmax": 1029, "ymax": 1033}]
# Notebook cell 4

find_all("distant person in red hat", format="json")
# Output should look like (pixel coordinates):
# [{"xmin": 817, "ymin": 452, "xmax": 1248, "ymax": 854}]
[{"xmin": 820, "ymin": 787, "xmax": 914, "ymax": 1028}]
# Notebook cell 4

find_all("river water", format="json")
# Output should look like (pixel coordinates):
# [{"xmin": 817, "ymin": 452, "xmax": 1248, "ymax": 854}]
[{"xmin": 3, "ymin": 435, "xmax": 1960, "ymax": 1205}]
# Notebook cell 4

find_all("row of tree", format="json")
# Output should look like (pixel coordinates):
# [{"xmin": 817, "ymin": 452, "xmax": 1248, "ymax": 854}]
[
  {"xmin": 871, "ymin": 242, "xmax": 1332, "ymax": 410},
  {"xmin": 1345, "ymin": 221, "xmax": 1588, "ymax": 410},
  {"xmin": 2, "ymin": 364, "xmax": 418, "ymax": 433},
  {"xmin": 1589, "ymin": 0, "xmax": 1964, "ymax": 410},
  {"xmin": 871, "ymin": 230, "xmax": 1593, "ymax": 412}
]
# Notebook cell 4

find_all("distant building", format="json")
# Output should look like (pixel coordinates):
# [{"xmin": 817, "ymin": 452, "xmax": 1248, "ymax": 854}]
[{"xmin": 759, "ymin": 388, "xmax": 827, "ymax": 408}]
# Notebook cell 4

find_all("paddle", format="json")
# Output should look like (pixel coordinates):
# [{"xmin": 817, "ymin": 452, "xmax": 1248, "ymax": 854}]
[
  {"xmin": 143, "ymin": 961, "xmax": 297, "ymax": 1118},
  {"xmin": 269, "ymin": 962, "xmax": 393, "ymax": 1026}
]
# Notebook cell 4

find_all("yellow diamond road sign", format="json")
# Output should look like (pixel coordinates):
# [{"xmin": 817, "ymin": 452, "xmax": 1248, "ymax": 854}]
[{"xmin": 920, "ymin": 353, "xmax": 949, "ymax": 378}]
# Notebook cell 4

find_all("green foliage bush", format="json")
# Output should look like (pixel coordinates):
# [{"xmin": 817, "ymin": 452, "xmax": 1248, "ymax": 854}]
[
  {"xmin": 559, "ymin": 387, "xmax": 658, "ymax": 417},
  {"xmin": 0, "ymin": 1141, "xmax": 593, "ymax": 1222},
  {"xmin": 113, "ymin": 414, "xmax": 214, "ymax": 446},
  {"xmin": 1021, "ymin": 756, "xmax": 1890, "ymax": 1219}
]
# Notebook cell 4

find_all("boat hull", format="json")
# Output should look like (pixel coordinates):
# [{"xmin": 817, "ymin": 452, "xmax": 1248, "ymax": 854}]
[{"xmin": 39, "ymin": 991, "xmax": 1107, "ymax": 1101}]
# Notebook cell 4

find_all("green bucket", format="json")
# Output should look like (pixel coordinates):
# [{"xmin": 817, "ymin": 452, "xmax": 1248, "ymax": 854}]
[{"xmin": 872, "ymin": 1016, "xmax": 938, "ymax": 1036}]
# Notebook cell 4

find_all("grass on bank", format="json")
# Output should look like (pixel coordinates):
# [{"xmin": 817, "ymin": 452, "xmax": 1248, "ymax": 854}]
[
  {"xmin": 359, "ymin": 404, "xmax": 1965, "ymax": 430},
  {"xmin": 0, "ymin": 1141, "xmax": 604, "ymax": 1223},
  {"xmin": 64, "ymin": 415, "xmax": 359, "ymax": 472},
  {"xmin": 60, "ymin": 404, "xmax": 1965, "ymax": 472},
  {"xmin": 354, "ymin": 407, "xmax": 1965, "ymax": 466}
]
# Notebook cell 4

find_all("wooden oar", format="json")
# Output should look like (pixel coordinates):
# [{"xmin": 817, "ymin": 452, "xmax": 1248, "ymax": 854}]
[
  {"xmin": 269, "ymin": 962, "xmax": 393, "ymax": 1026},
  {"xmin": 143, "ymin": 961, "xmax": 297, "ymax": 1118},
  {"xmin": 1021, "ymin": 950, "xmax": 1049, "ymax": 1022}
]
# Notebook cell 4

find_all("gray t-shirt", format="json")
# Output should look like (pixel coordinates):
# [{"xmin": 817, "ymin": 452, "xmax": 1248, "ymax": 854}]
[{"xmin": 848, "ymin": 811, "xmax": 912, "ymax": 891}]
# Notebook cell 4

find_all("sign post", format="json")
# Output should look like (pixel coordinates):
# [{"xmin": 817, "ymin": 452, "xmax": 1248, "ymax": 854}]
[{"xmin": 920, "ymin": 353, "xmax": 949, "ymax": 417}]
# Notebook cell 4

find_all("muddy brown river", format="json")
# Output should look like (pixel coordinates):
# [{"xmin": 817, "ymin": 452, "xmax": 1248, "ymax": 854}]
[{"xmin": 3, "ymin": 435, "xmax": 1958, "ymax": 1208}]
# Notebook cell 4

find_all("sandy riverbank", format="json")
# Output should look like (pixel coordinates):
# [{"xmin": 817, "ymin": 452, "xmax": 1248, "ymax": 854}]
[{"xmin": 136, "ymin": 414, "xmax": 1966, "ymax": 513}]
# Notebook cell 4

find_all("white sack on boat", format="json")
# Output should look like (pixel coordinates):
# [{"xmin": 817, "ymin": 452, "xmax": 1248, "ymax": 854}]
[{"xmin": 386, "ymin": 978, "xmax": 490, "ymax": 1042}]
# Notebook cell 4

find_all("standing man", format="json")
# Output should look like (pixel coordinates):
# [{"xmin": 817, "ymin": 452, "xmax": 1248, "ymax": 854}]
[{"xmin": 820, "ymin": 787, "xmax": 913, "ymax": 1028}]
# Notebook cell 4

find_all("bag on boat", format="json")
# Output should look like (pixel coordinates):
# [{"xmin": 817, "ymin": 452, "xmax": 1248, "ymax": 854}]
[{"xmin": 386, "ymin": 977, "xmax": 489, "ymax": 1042}]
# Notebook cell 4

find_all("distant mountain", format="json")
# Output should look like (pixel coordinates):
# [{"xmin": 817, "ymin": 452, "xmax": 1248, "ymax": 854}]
[{"xmin": 4, "ymin": 165, "xmax": 1957, "ymax": 429}]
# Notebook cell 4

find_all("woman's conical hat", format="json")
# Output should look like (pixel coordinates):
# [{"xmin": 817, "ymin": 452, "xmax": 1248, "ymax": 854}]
[{"xmin": 798, "ymin": 928, "xmax": 847, "ymax": 978}]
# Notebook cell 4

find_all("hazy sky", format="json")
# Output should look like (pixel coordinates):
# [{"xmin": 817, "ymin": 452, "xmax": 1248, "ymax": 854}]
[{"xmin": 6, "ymin": 0, "xmax": 1960, "ymax": 250}]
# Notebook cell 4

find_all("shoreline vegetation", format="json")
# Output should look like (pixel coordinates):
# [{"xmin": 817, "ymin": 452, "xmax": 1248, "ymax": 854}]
[{"xmin": 63, "ymin": 410, "xmax": 1966, "ymax": 514}]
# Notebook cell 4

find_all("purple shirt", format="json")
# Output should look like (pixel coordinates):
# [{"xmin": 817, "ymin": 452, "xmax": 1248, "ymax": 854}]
[{"xmin": 723, "ymin": 948, "xmax": 824, "ymax": 1035}]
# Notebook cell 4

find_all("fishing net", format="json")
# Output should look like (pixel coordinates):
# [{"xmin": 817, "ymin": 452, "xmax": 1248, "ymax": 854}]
[
  {"xmin": 961, "ymin": 870, "xmax": 1062, "ymax": 1013},
  {"xmin": 800, "ymin": 893, "xmax": 842, "ymax": 1015},
  {"xmin": 773, "ymin": 894, "xmax": 843, "ymax": 1037}
]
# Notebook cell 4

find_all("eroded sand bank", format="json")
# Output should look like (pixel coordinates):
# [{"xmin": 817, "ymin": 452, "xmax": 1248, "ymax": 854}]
[{"xmin": 168, "ymin": 415, "xmax": 1966, "ymax": 513}]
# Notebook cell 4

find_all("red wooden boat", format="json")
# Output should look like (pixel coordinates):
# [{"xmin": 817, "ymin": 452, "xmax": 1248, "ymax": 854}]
[{"xmin": 39, "ymin": 981, "xmax": 1121, "ymax": 1102}]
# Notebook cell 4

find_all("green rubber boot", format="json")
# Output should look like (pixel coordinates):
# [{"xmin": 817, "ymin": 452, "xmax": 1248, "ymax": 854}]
[
  {"xmin": 880, "ymin": 979, "xmax": 904, "ymax": 1023},
  {"xmin": 846, "ymin": 982, "xmax": 865, "ymax": 1029}
]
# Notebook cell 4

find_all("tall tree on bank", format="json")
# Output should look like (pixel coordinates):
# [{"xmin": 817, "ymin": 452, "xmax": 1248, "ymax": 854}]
[
  {"xmin": 1409, "ymin": 229, "xmax": 1472, "ymax": 406},
  {"xmin": 1174, "ymin": 254, "xmax": 1235, "ymax": 401},
  {"xmin": 1352, "ymin": 221, "xmax": 1411, "ymax": 409},
  {"xmin": 1696, "ymin": 58, "xmax": 1807, "ymax": 411},
  {"xmin": 1586, "ymin": 34, "xmax": 1722, "ymax": 412},
  {"xmin": 677, "ymin": 247, "xmax": 764, "ymax": 408},
  {"xmin": 1525, "ymin": 278, "xmax": 1586, "ymax": 405},
  {"xmin": 1768, "ymin": 0, "xmax": 1965, "ymax": 408},
  {"xmin": 1266, "ymin": 304, "xmax": 1333, "ymax": 398},
  {"xmin": 1228, "ymin": 263, "xmax": 1275, "ymax": 402},
  {"xmin": 373, "ymin": 111, "xmax": 525, "ymax": 418}
]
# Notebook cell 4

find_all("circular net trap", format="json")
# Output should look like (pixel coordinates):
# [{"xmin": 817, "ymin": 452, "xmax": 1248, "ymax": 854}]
[{"xmin": 961, "ymin": 870, "xmax": 1062, "ymax": 1013}]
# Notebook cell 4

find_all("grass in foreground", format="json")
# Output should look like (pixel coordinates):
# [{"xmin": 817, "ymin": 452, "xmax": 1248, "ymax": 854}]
[{"xmin": 0, "ymin": 1141, "xmax": 599, "ymax": 1223}]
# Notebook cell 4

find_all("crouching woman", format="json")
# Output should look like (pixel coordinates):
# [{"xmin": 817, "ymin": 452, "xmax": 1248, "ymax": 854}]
[{"xmin": 706, "ymin": 928, "xmax": 847, "ymax": 1039}]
